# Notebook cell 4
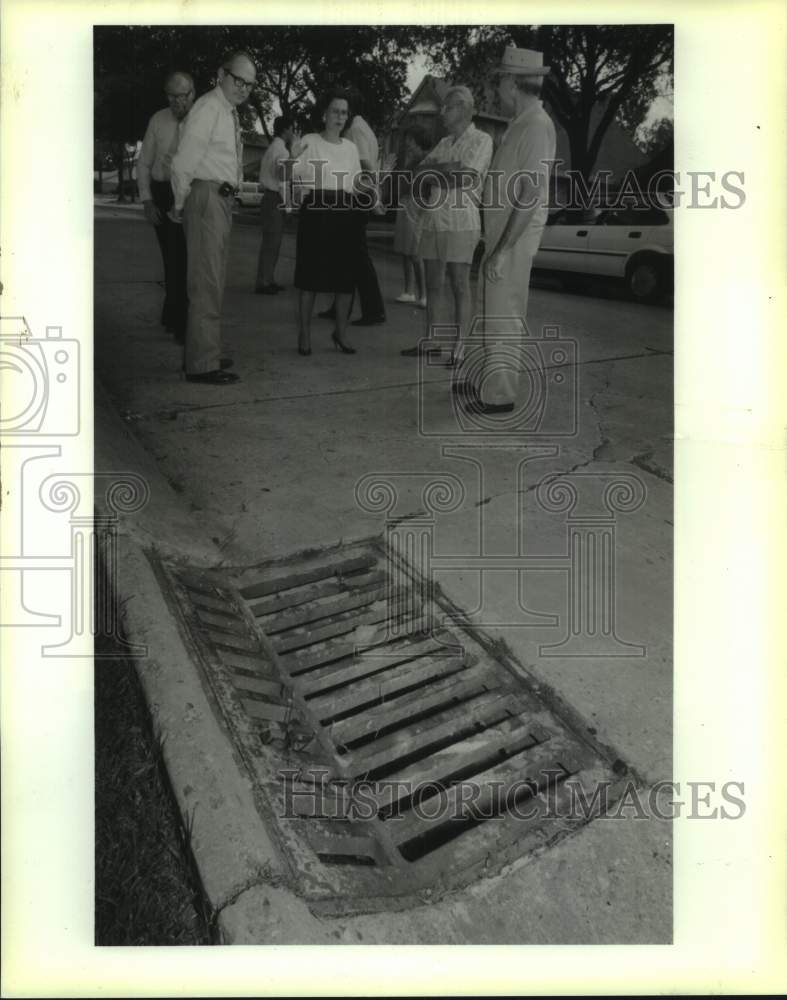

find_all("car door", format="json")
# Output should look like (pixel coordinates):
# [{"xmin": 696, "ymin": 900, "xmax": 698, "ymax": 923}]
[
  {"xmin": 534, "ymin": 208, "xmax": 594, "ymax": 274},
  {"xmin": 585, "ymin": 206, "xmax": 652, "ymax": 278}
]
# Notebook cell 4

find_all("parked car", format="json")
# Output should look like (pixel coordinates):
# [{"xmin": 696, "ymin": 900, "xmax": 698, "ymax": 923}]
[
  {"xmin": 234, "ymin": 181, "xmax": 263, "ymax": 209},
  {"xmin": 533, "ymin": 204, "xmax": 673, "ymax": 301}
]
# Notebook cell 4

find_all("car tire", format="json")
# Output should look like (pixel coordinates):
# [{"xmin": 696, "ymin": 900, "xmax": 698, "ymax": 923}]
[{"xmin": 626, "ymin": 257, "xmax": 663, "ymax": 302}]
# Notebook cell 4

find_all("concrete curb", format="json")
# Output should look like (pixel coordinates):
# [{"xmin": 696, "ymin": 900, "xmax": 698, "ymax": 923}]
[{"xmin": 97, "ymin": 381, "xmax": 337, "ymax": 942}]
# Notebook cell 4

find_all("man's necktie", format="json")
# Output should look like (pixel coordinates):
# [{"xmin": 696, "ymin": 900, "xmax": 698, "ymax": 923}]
[{"xmin": 232, "ymin": 108, "xmax": 242, "ymax": 188}]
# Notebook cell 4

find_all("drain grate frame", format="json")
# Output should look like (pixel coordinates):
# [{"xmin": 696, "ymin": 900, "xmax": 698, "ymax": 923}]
[{"xmin": 156, "ymin": 536, "xmax": 633, "ymax": 914}]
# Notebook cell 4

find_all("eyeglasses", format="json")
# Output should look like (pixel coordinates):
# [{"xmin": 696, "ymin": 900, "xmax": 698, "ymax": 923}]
[
  {"xmin": 166, "ymin": 90, "xmax": 193, "ymax": 101},
  {"xmin": 223, "ymin": 68, "xmax": 255, "ymax": 91}
]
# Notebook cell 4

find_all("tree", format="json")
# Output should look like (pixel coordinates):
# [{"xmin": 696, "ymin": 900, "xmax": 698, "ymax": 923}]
[
  {"xmin": 245, "ymin": 26, "xmax": 423, "ymax": 135},
  {"xmin": 94, "ymin": 26, "xmax": 427, "ymax": 143},
  {"xmin": 638, "ymin": 115, "xmax": 673, "ymax": 156},
  {"xmin": 427, "ymin": 25, "xmax": 673, "ymax": 177}
]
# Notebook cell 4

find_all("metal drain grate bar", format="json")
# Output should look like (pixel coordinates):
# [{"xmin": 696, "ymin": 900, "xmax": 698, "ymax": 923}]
[
  {"xmin": 277, "ymin": 613, "xmax": 435, "ymax": 674},
  {"xmin": 297, "ymin": 634, "xmax": 451, "ymax": 685},
  {"xmin": 390, "ymin": 741, "xmax": 584, "ymax": 850},
  {"xmin": 270, "ymin": 593, "xmax": 415, "ymax": 655},
  {"xmin": 256, "ymin": 582, "xmax": 391, "ymax": 635},
  {"xmin": 232, "ymin": 674, "xmax": 286, "ymax": 699},
  {"xmin": 287, "ymin": 630, "xmax": 459, "ymax": 681},
  {"xmin": 207, "ymin": 629, "xmax": 261, "ymax": 654},
  {"xmin": 309, "ymin": 653, "xmax": 470, "ymax": 724},
  {"xmin": 195, "ymin": 608, "xmax": 250, "ymax": 635},
  {"xmin": 237, "ymin": 553, "xmax": 377, "ymax": 600},
  {"xmin": 216, "ymin": 647, "xmax": 278, "ymax": 677},
  {"xmin": 326, "ymin": 668, "xmax": 496, "ymax": 748},
  {"xmin": 297, "ymin": 637, "xmax": 466, "ymax": 699},
  {"xmin": 369, "ymin": 716, "xmax": 551, "ymax": 815},
  {"xmin": 344, "ymin": 689, "xmax": 532, "ymax": 780},
  {"xmin": 189, "ymin": 591, "xmax": 240, "ymax": 613},
  {"xmin": 248, "ymin": 568, "xmax": 388, "ymax": 618}
]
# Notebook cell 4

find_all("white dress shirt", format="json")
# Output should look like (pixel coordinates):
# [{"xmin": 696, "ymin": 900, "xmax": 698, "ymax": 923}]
[
  {"xmin": 171, "ymin": 86, "xmax": 239, "ymax": 210},
  {"xmin": 258, "ymin": 135, "xmax": 288, "ymax": 192},
  {"xmin": 137, "ymin": 107, "xmax": 182, "ymax": 202},
  {"xmin": 291, "ymin": 134, "xmax": 361, "ymax": 192}
]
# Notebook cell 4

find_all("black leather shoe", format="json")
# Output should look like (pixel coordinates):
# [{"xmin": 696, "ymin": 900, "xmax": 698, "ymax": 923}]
[
  {"xmin": 272, "ymin": 283, "xmax": 285, "ymax": 291},
  {"xmin": 351, "ymin": 315, "xmax": 386, "ymax": 326},
  {"xmin": 317, "ymin": 306, "xmax": 336, "ymax": 319},
  {"xmin": 255, "ymin": 284, "xmax": 279, "ymax": 295},
  {"xmin": 185, "ymin": 370, "xmax": 240, "ymax": 385}
]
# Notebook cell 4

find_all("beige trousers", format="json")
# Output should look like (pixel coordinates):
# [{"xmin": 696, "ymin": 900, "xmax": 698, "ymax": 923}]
[
  {"xmin": 183, "ymin": 182, "xmax": 233, "ymax": 374},
  {"xmin": 478, "ymin": 234, "xmax": 538, "ymax": 406}
]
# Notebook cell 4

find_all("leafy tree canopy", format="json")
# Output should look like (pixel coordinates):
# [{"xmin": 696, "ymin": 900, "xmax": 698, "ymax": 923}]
[
  {"xmin": 426, "ymin": 24, "xmax": 673, "ymax": 175},
  {"xmin": 94, "ymin": 25, "xmax": 426, "ymax": 142},
  {"xmin": 638, "ymin": 115, "xmax": 674, "ymax": 156}
]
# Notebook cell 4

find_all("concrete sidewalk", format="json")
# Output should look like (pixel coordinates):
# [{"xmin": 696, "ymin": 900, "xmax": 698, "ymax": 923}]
[{"xmin": 95, "ymin": 210, "xmax": 673, "ymax": 943}]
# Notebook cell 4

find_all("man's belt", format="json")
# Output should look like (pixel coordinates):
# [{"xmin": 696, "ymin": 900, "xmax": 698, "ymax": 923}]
[{"xmin": 192, "ymin": 179, "xmax": 239, "ymax": 198}]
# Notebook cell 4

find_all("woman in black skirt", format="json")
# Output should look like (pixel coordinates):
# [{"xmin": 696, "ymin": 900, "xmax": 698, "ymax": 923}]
[{"xmin": 292, "ymin": 90, "xmax": 364, "ymax": 355}]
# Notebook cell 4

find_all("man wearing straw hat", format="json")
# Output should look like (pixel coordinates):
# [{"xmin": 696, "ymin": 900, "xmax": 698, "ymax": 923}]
[{"xmin": 461, "ymin": 46, "xmax": 556, "ymax": 415}]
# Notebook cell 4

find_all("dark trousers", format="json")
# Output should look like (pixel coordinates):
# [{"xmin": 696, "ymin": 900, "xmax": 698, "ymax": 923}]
[
  {"xmin": 255, "ymin": 189, "xmax": 285, "ymax": 288},
  {"xmin": 151, "ymin": 180, "xmax": 188, "ymax": 336},
  {"xmin": 354, "ymin": 210, "xmax": 385, "ymax": 318}
]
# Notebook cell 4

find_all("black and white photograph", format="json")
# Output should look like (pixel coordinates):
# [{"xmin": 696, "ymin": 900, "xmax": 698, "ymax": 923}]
[{"xmin": 2, "ymin": 1, "xmax": 785, "ymax": 995}]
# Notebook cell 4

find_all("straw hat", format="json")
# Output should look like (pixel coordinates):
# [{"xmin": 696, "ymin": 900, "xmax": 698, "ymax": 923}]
[{"xmin": 493, "ymin": 45, "xmax": 550, "ymax": 76}]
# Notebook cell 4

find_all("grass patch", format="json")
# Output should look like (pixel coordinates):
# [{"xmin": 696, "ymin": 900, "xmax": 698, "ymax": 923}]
[{"xmin": 95, "ymin": 647, "xmax": 213, "ymax": 945}]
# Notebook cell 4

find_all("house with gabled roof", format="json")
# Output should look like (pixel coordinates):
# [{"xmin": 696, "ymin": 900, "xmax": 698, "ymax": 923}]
[{"xmin": 387, "ymin": 74, "xmax": 648, "ymax": 189}]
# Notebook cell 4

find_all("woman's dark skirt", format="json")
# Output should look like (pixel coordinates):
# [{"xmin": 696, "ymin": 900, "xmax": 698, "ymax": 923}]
[{"xmin": 294, "ymin": 189, "xmax": 361, "ymax": 293}]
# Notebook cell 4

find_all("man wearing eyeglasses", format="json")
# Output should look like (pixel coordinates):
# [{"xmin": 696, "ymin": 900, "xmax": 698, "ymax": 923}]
[
  {"xmin": 138, "ymin": 71, "xmax": 195, "ymax": 344},
  {"xmin": 171, "ymin": 51, "xmax": 257, "ymax": 384}
]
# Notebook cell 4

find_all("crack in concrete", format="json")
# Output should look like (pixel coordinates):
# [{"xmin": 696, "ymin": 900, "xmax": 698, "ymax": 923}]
[
  {"xmin": 631, "ymin": 451, "xmax": 674, "ymax": 484},
  {"xmin": 132, "ymin": 350, "xmax": 671, "ymax": 421},
  {"xmin": 544, "ymin": 368, "xmax": 613, "ymax": 480},
  {"xmin": 387, "ymin": 509, "xmax": 429, "ymax": 526},
  {"xmin": 470, "ymin": 376, "xmax": 615, "ymax": 508}
]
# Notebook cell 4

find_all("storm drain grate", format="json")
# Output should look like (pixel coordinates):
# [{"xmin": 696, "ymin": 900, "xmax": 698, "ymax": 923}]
[{"xmin": 159, "ymin": 538, "xmax": 629, "ymax": 912}]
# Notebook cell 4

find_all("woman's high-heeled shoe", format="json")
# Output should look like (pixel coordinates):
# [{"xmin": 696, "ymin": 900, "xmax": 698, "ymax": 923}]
[
  {"xmin": 331, "ymin": 331, "xmax": 356, "ymax": 355},
  {"xmin": 298, "ymin": 346, "xmax": 312, "ymax": 356}
]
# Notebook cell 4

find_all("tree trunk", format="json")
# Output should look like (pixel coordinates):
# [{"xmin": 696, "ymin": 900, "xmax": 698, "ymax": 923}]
[{"xmin": 116, "ymin": 157, "xmax": 125, "ymax": 202}]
